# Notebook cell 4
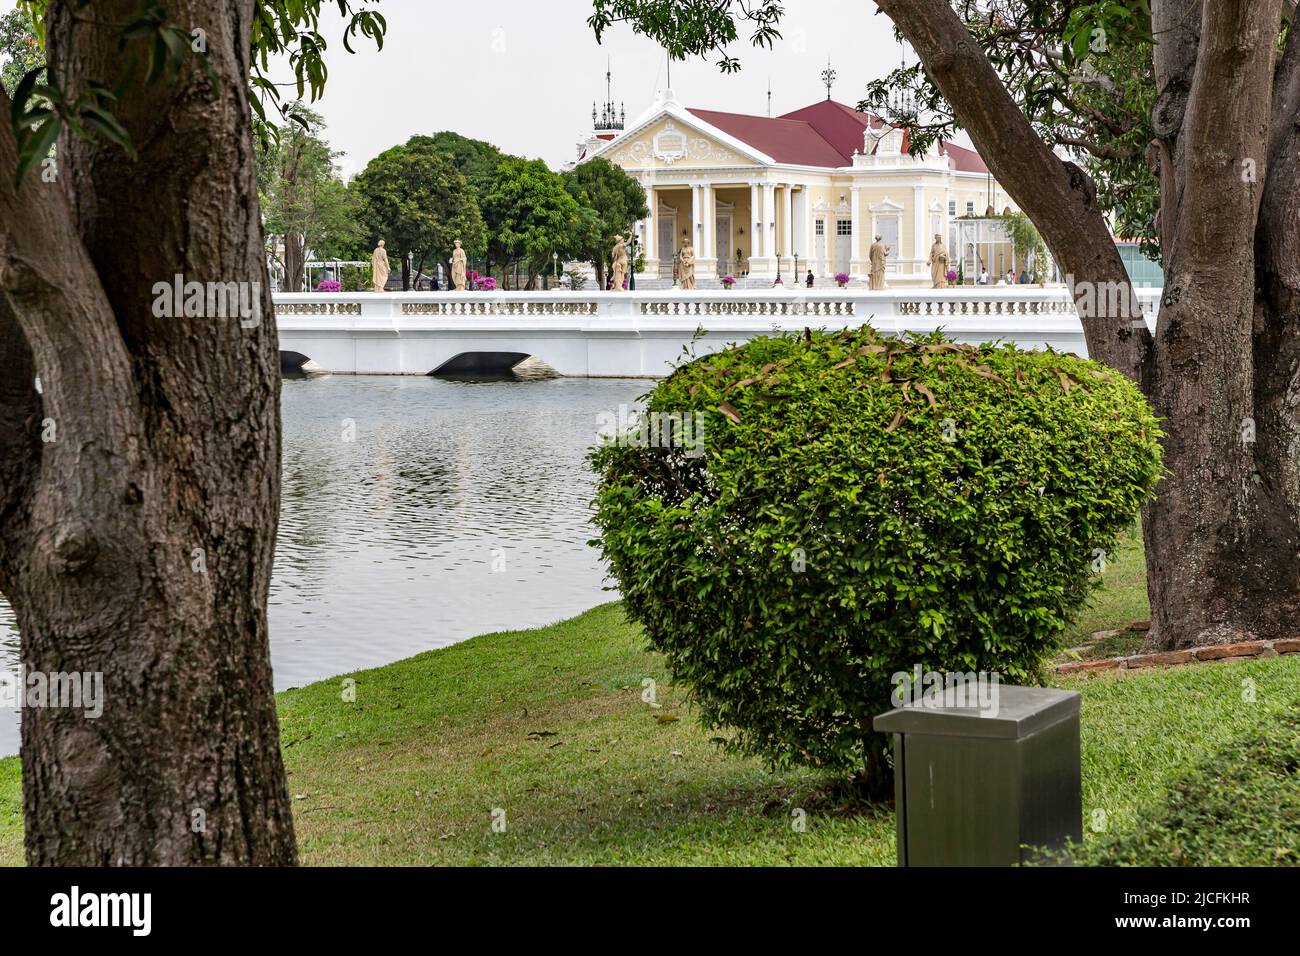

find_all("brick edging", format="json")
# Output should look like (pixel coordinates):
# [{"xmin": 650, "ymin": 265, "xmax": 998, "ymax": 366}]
[{"xmin": 1053, "ymin": 638, "xmax": 1300, "ymax": 675}]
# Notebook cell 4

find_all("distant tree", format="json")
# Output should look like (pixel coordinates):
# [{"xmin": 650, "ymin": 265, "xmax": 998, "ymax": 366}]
[
  {"xmin": 407, "ymin": 131, "xmax": 505, "ymax": 280},
  {"xmin": 354, "ymin": 142, "xmax": 487, "ymax": 289},
  {"xmin": 412, "ymin": 131, "xmax": 504, "ymax": 197},
  {"xmin": 0, "ymin": 8, "xmax": 42, "ymax": 98},
  {"xmin": 256, "ymin": 105, "xmax": 362, "ymax": 291},
  {"xmin": 482, "ymin": 157, "xmax": 582, "ymax": 289},
  {"xmin": 563, "ymin": 157, "xmax": 649, "ymax": 288}
]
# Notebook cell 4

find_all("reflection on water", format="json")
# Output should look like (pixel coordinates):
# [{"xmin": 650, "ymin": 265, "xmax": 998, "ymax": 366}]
[{"xmin": 0, "ymin": 374, "xmax": 649, "ymax": 755}]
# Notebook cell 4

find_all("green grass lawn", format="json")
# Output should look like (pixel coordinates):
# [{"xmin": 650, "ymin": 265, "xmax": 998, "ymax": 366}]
[{"xmin": 0, "ymin": 541, "xmax": 1293, "ymax": 866}]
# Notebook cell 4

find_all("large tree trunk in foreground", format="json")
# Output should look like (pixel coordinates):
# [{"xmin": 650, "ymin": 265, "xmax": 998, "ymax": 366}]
[
  {"xmin": 1141, "ymin": 0, "xmax": 1300, "ymax": 647},
  {"xmin": 0, "ymin": 0, "xmax": 295, "ymax": 864},
  {"xmin": 878, "ymin": 0, "xmax": 1300, "ymax": 651}
]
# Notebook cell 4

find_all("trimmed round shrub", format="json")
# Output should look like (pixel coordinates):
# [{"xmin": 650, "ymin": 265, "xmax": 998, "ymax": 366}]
[{"xmin": 589, "ymin": 326, "xmax": 1162, "ymax": 783}]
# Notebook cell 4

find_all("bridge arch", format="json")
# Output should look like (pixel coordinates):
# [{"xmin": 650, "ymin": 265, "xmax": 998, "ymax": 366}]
[
  {"xmin": 280, "ymin": 350, "xmax": 327, "ymax": 375},
  {"xmin": 429, "ymin": 351, "xmax": 532, "ymax": 376}
]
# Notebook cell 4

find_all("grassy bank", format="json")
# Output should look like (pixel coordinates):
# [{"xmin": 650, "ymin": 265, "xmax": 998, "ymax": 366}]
[{"xmin": 1, "ymin": 541, "xmax": 1295, "ymax": 865}]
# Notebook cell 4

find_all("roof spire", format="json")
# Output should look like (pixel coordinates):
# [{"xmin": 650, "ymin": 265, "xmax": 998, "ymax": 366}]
[
  {"xmin": 594, "ymin": 56, "xmax": 624, "ymax": 133},
  {"xmin": 821, "ymin": 57, "xmax": 837, "ymax": 100}
]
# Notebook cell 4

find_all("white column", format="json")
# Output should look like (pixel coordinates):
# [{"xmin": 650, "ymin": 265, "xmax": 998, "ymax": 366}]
[
  {"xmin": 850, "ymin": 185, "xmax": 864, "ymax": 277},
  {"xmin": 756, "ymin": 182, "xmax": 777, "ymax": 276},
  {"xmin": 689, "ymin": 184, "xmax": 699, "ymax": 268},
  {"xmin": 644, "ymin": 182, "xmax": 657, "ymax": 273},
  {"xmin": 793, "ymin": 188, "xmax": 808, "ymax": 273},
  {"xmin": 699, "ymin": 183, "xmax": 716, "ymax": 277},
  {"xmin": 782, "ymin": 185, "xmax": 794, "ymax": 262},
  {"xmin": 913, "ymin": 184, "xmax": 927, "ymax": 278}
]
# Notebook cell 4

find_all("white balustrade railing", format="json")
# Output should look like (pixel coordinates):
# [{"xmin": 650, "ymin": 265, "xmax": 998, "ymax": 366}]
[
  {"xmin": 274, "ymin": 286, "xmax": 1162, "ymax": 323},
  {"xmin": 273, "ymin": 287, "xmax": 1163, "ymax": 377}
]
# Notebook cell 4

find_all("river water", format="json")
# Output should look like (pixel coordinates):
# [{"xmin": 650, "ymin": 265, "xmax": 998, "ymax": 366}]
[{"xmin": 0, "ymin": 373, "xmax": 650, "ymax": 755}]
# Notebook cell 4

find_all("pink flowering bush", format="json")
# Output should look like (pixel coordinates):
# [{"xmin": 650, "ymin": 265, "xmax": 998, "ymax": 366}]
[{"xmin": 316, "ymin": 280, "xmax": 342, "ymax": 292}]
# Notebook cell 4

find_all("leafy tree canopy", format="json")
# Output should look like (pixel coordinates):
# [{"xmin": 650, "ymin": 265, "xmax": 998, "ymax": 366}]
[
  {"xmin": 562, "ymin": 156, "xmax": 649, "ymax": 277},
  {"xmin": 482, "ymin": 156, "xmax": 582, "ymax": 284},
  {"xmin": 256, "ymin": 104, "xmax": 364, "ymax": 284},
  {"xmin": 408, "ymin": 130, "xmax": 505, "ymax": 199},
  {"xmin": 354, "ymin": 141, "xmax": 488, "ymax": 284},
  {"xmin": 0, "ymin": 6, "xmax": 44, "ymax": 97}
]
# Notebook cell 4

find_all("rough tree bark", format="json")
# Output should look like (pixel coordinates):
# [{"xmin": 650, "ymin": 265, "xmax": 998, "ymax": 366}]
[
  {"xmin": 283, "ymin": 233, "xmax": 306, "ymax": 293},
  {"xmin": 0, "ymin": 0, "xmax": 295, "ymax": 863},
  {"xmin": 876, "ymin": 0, "xmax": 1300, "ymax": 651}
]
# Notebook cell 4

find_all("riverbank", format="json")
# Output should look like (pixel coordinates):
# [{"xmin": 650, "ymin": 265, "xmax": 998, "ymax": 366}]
[{"xmin": 2, "ymin": 542, "xmax": 1296, "ymax": 865}]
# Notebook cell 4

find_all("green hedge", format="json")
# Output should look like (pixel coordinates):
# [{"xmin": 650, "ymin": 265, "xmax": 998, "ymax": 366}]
[{"xmin": 589, "ymin": 326, "xmax": 1162, "ymax": 783}]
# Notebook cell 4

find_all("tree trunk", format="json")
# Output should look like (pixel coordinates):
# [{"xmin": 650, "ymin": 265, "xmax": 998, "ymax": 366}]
[
  {"xmin": 877, "ymin": 0, "xmax": 1300, "ymax": 651},
  {"xmin": 283, "ymin": 232, "xmax": 305, "ymax": 292},
  {"xmin": 1136, "ymin": 0, "xmax": 1299, "ymax": 650},
  {"xmin": 0, "ymin": 0, "xmax": 295, "ymax": 864}
]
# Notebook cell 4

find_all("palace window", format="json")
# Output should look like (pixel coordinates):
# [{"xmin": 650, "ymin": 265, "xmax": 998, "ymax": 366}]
[
  {"xmin": 836, "ymin": 220, "xmax": 852, "ymax": 236},
  {"xmin": 966, "ymin": 200, "xmax": 975, "ymax": 216},
  {"xmin": 948, "ymin": 200, "xmax": 956, "ymax": 217},
  {"xmin": 815, "ymin": 219, "xmax": 825, "ymax": 236}
]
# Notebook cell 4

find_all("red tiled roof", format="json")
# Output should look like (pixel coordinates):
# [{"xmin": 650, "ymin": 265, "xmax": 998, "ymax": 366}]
[
  {"xmin": 687, "ymin": 108, "xmax": 847, "ymax": 167},
  {"xmin": 938, "ymin": 141, "xmax": 990, "ymax": 175},
  {"xmin": 778, "ymin": 99, "xmax": 885, "ymax": 164},
  {"xmin": 685, "ymin": 98, "xmax": 991, "ymax": 173}
]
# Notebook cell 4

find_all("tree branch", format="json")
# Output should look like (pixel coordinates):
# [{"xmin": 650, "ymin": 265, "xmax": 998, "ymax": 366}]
[{"xmin": 873, "ymin": 0, "xmax": 1152, "ymax": 386}]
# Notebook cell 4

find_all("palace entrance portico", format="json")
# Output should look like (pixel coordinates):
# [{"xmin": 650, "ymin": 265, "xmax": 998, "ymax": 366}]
[
  {"xmin": 642, "ymin": 180, "xmax": 815, "ymax": 283},
  {"xmin": 582, "ymin": 88, "xmax": 1021, "ymax": 287}
]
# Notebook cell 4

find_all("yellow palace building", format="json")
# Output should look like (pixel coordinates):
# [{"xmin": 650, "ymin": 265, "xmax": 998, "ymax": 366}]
[{"xmin": 578, "ymin": 86, "xmax": 1025, "ymax": 287}]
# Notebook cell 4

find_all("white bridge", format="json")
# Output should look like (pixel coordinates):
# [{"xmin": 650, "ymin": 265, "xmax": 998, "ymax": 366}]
[{"xmin": 275, "ymin": 288, "xmax": 1163, "ymax": 378}]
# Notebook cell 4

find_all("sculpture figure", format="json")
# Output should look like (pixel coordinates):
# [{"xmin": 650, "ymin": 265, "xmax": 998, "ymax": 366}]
[
  {"xmin": 611, "ymin": 236, "xmax": 628, "ymax": 292},
  {"xmin": 678, "ymin": 240, "xmax": 696, "ymax": 290},
  {"xmin": 929, "ymin": 234, "xmax": 950, "ymax": 289},
  {"xmin": 371, "ymin": 240, "xmax": 390, "ymax": 293},
  {"xmin": 451, "ymin": 239, "xmax": 468, "ymax": 291},
  {"xmin": 868, "ymin": 234, "xmax": 890, "ymax": 291}
]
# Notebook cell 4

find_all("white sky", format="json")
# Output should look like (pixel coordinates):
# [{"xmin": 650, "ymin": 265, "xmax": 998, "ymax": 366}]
[
  {"xmin": 3, "ymin": 0, "xmax": 911, "ymax": 176},
  {"xmin": 275, "ymin": 0, "xmax": 906, "ymax": 176}
]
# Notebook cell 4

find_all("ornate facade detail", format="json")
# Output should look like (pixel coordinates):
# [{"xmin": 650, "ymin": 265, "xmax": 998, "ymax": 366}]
[{"xmin": 652, "ymin": 122, "xmax": 689, "ymax": 164}]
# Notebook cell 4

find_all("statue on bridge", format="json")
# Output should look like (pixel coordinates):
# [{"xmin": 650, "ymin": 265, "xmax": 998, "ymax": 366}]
[
  {"xmin": 371, "ymin": 240, "xmax": 390, "ymax": 293},
  {"xmin": 611, "ymin": 235, "xmax": 628, "ymax": 292},
  {"xmin": 452, "ymin": 239, "xmax": 468, "ymax": 291},
  {"xmin": 869, "ymin": 234, "xmax": 889, "ymax": 290},
  {"xmin": 929, "ymin": 234, "xmax": 950, "ymax": 289},
  {"xmin": 678, "ymin": 239, "xmax": 696, "ymax": 290}
]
